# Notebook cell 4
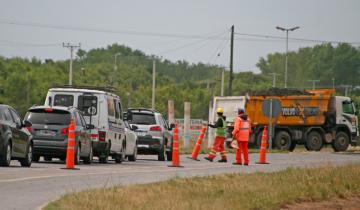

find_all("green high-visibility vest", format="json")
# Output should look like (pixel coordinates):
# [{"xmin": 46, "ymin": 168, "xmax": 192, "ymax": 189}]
[{"xmin": 216, "ymin": 117, "xmax": 227, "ymax": 137}]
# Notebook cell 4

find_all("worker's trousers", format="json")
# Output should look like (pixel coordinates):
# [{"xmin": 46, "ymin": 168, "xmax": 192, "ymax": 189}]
[
  {"xmin": 235, "ymin": 141, "xmax": 249, "ymax": 164},
  {"xmin": 208, "ymin": 136, "xmax": 226, "ymax": 160}
]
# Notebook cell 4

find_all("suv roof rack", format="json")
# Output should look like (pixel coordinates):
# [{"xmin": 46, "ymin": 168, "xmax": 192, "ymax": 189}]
[{"xmin": 51, "ymin": 84, "xmax": 117, "ymax": 93}]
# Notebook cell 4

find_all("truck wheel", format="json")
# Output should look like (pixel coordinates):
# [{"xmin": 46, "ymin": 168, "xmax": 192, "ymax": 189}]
[
  {"xmin": 332, "ymin": 132, "xmax": 350, "ymax": 152},
  {"xmin": 274, "ymin": 131, "xmax": 291, "ymax": 150},
  {"xmin": 306, "ymin": 131, "xmax": 323, "ymax": 151}
]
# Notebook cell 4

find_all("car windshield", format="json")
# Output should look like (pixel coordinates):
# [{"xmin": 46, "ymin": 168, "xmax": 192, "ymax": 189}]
[
  {"xmin": 130, "ymin": 113, "xmax": 156, "ymax": 125},
  {"xmin": 25, "ymin": 110, "xmax": 71, "ymax": 125}
]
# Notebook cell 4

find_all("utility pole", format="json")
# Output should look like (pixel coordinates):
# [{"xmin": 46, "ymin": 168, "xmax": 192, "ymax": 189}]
[
  {"xmin": 63, "ymin": 42, "xmax": 81, "ymax": 86},
  {"xmin": 269, "ymin": 73, "xmax": 280, "ymax": 87},
  {"xmin": 152, "ymin": 60, "xmax": 156, "ymax": 109},
  {"xmin": 332, "ymin": 78, "xmax": 335, "ymax": 89},
  {"xmin": 228, "ymin": 25, "xmax": 234, "ymax": 96},
  {"xmin": 221, "ymin": 68, "xmax": 225, "ymax": 96},
  {"xmin": 308, "ymin": 80, "xmax": 320, "ymax": 90},
  {"xmin": 276, "ymin": 26, "xmax": 300, "ymax": 88}
]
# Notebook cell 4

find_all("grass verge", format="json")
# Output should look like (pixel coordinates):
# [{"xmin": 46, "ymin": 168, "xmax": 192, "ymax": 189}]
[{"xmin": 45, "ymin": 163, "xmax": 360, "ymax": 210}]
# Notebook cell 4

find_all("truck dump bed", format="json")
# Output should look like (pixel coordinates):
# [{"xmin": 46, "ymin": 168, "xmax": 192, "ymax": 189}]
[{"xmin": 246, "ymin": 89, "xmax": 334, "ymax": 126}]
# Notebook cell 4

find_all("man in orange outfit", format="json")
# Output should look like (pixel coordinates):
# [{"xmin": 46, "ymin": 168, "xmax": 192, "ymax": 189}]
[
  {"xmin": 232, "ymin": 108, "xmax": 251, "ymax": 165},
  {"xmin": 204, "ymin": 107, "xmax": 228, "ymax": 162}
]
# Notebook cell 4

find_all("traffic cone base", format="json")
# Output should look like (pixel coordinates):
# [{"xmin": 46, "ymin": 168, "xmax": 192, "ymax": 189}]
[{"xmin": 187, "ymin": 156, "xmax": 200, "ymax": 161}]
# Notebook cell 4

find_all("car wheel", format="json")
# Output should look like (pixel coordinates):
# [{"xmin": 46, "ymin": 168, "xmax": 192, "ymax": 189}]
[
  {"xmin": 74, "ymin": 146, "xmax": 81, "ymax": 165},
  {"xmin": 332, "ymin": 132, "xmax": 350, "ymax": 152},
  {"xmin": 32, "ymin": 155, "xmax": 40, "ymax": 162},
  {"xmin": 166, "ymin": 150, "xmax": 172, "ymax": 161},
  {"xmin": 44, "ymin": 156, "xmax": 52, "ymax": 162},
  {"xmin": 0, "ymin": 141, "xmax": 12, "ymax": 167},
  {"xmin": 306, "ymin": 131, "xmax": 323, "ymax": 151},
  {"xmin": 83, "ymin": 145, "xmax": 93, "ymax": 164},
  {"xmin": 274, "ymin": 131, "xmax": 292, "ymax": 150},
  {"xmin": 158, "ymin": 144, "xmax": 165, "ymax": 161},
  {"xmin": 20, "ymin": 143, "xmax": 32, "ymax": 167},
  {"xmin": 128, "ymin": 145, "xmax": 137, "ymax": 162}
]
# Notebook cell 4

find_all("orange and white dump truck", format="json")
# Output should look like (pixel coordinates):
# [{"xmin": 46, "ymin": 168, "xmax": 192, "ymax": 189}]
[{"xmin": 246, "ymin": 89, "xmax": 359, "ymax": 151}]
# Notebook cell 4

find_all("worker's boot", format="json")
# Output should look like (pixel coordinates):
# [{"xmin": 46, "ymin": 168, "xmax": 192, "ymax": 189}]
[{"xmin": 218, "ymin": 159, "xmax": 227, "ymax": 163}]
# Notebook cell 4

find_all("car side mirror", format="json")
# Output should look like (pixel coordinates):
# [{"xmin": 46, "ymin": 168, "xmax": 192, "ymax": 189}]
[
  {"xmin": 23, "ymin": 120, "xmax": 32, "ymax": 128},
  {"xmin": 131, "ymin": 125, "xmax": 138, "ymax": 131},
  {"xmin": 86, "ymin": 124, "xmax": 95, "ymax": 130}
]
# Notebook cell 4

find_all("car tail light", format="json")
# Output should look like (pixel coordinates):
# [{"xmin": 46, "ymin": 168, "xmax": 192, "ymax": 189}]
[
  {"xmin": 99, "ymin": 131, "xmax": 106, "ymax": 141},
  {"xmin": 26, "ymin": 127, "xmax": 33, "ymax": 133},
  {"xmin": 61, "ymin": 127, "xmax": 69, "ymax": 135},
  {"xmin": 150, "ymin": 125, "xmax": 162, "ymax": 132},
  {"xmin": 91, "ymin": 133, "xmax": 99, "ymax": 140},
  {"xmin": 44, "ymin": 108, "xmax": 53, "ymax": 112}
]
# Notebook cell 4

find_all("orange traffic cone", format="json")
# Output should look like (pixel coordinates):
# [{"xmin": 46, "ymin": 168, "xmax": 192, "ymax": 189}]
[
  {"xmin": 168, "ymin": 124, "xmax": 183, "ymax": 167},
  {"xmin": 188, "ymin": 125, "xmax": 207, "ymax": 161},
  {"xmin": 256, "ymin": 126, "xmax": 269, "ymax": 164},
  {"xmin": 62, "ymin": 118, "xmax": 79, "ymax": 170}
]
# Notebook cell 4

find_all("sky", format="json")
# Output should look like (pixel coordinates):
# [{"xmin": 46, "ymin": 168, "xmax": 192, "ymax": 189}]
[{"xmin": 0, "ymin": 0, "xmax": 359, "ymax": 73}]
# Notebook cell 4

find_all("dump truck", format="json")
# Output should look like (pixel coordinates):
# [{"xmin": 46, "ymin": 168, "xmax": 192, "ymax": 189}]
[{"xmin": 246, "ymin": 89, "xmax": 359, "ymax": 151}]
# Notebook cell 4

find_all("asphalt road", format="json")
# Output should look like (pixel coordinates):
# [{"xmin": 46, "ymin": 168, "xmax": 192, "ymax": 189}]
[{"xmin": 0, "ymin": 152, "xmax": 360, "ymax": 210}]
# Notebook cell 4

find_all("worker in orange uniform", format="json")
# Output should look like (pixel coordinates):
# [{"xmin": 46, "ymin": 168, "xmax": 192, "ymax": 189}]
[
  {"xmin": 232, "ymin": 108, "xmax": 251, "ymax": 165},
  {"xmin": 205, "ymin": 107, "xmax": 228, "ymax": 162}
]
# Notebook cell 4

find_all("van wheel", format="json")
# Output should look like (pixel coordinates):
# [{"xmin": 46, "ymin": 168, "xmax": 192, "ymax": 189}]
[
  {"xmin": 99, "ymin": 144, "xmax": 110, "ymax": 164},
  {"xmin": 274, "ymin": 131, "xmax": 291, "ymax": 150},
  {"xmin": 332, "ymin": 132, "xmax": 349, "ymax": 152},
  {"xmin": 128, "ymin": 146, "xmax": 137, "ymax": 162},
  {"xmin": 306, "ymin": 131, "xmax": 323, "ymax": 151},
  {"xmin": 0, "ymin": 141, "xmax": 12, "ymax": 167},
  {"xmin": 158, "ymin": 145, "xmax": 165, "ymax": 161},
  {"xmin": 20, "ymin": 143, "xmax": 32, "ymax": 167},
  {"xmin": 83, "ymin": 146, "xmax": 93, "ymax": 164}
]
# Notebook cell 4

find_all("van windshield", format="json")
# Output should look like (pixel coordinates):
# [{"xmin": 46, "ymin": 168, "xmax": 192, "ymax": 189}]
[
  {"xmin": 26, "ymin": 110, "xmax": 71, "ymax": 125},
  {"xmin": 54, "ymin": 95, "xmax": 74, "ymax": 107}
]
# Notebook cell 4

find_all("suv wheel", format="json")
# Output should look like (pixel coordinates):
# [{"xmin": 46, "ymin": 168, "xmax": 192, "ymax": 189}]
[
  {"xmin": 74, "ymin": 146, "xmax": 80, "ymax": 165},
  {"xmin": 158, "ymin": 144, "xmax": 165, "ymax": 161},
  {"xmin": 20, "ymin": 143, "xmax": 32, "ymax": 167},
  {"xmin": 32, "ymin": 155, "xmax": 40, "ymax": 162},
  {"xmin": 0, "ymin": 142, "xmax": 12, "ymax": 167},
  {"xmin": 83, "ymin": 145, "xmax": 93, "ymax": 164}
]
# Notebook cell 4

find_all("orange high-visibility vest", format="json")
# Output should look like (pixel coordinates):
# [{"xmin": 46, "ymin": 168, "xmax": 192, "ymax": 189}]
[{"xmin": 232, "ymin": 116, "xmax": 251, "ymax": 142}]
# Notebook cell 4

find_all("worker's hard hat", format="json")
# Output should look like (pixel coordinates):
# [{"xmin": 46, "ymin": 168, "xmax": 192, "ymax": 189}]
[
  {"xmin": 238, "ymin": 108, "xmax": 245, "ymax": 114},
  {"xmin": 216, "ymin": 107, "xmax": 224, "ymax": 113}
]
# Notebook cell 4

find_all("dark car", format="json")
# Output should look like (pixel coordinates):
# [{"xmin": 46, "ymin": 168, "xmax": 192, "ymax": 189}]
[
  {"xmin": 25, "ymin": 106, "xmax": 93, "ymax": 164},
  {"xmin": 126, "ymin": 108, "xmax": 174, "ymax": 161},
  {"xmin": 0, "ymin": 104, "xmax": 33, "ymax": 167}
]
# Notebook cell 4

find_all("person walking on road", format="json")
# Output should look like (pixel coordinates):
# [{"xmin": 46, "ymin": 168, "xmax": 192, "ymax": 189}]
[
  {"xmin": 232, "ymin": 108, "xmax": 251, "ymax": 165},
  {"xmin": 205, "ymin": 107, "xmax": 228, "ymax": 163}
]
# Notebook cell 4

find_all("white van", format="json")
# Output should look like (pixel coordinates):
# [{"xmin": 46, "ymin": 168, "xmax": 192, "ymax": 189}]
[{"xmin": 44, "ymin": 87, "xmax": 128, "ymax": 163}]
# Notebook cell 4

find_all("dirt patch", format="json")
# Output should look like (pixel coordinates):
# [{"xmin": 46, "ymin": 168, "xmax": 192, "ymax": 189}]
[
  {"xmin": 251, "ymin": 88, "xmax": 313, "ymax": 96},
  {"xmin": 282, "ymin": 194, "xmax": 360, "ymax": 210}
]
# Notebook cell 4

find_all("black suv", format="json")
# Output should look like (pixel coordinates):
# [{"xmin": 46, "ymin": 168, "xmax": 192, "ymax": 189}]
[
  {"xmin": 126, "ymin": 108, "xmax": 174, "ymax": 161},
  {"xmin": 25, "ymin": 106, "xmax": 93, "ymax": 164},
  {"xmin": 0, "ymin": 104, "xmax": 33, "ymax": 167}
]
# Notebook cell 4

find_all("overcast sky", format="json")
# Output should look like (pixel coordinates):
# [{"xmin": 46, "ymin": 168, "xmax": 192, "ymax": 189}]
[{"xmin": 0, "ymin": 0, "xmax": 359, "ymax": 72}]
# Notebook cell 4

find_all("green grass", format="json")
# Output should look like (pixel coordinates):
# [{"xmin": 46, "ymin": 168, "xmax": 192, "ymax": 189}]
[{"xmin": 45, "ymin": 164, "xmax": 360, "ymax": 210}]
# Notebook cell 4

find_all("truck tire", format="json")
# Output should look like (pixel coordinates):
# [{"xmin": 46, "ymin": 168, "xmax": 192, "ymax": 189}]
[
  {"xmin": 274, "ymin": 131, "xmax": 291, "ymax": 150},
  {"xmin": 306, "ymin": 131, "xmax": 323, "ymax": 151},
  {"xmin": 332, "ymin": 132, "xmax": 350, "ymax": 152}
]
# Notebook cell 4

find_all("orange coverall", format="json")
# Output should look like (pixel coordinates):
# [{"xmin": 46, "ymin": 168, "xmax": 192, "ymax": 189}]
[{"xmin": 232, "ymin": 115, "xmax": 251, "ymax": 165}]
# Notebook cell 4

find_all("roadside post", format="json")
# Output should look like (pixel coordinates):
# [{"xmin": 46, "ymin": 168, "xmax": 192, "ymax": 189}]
[
  {"xmin": 183, "ymin": 102, "xmax": 191, "ymax": 148},
  {"xmin": 261, "ymin": 98, "xmax": 281, "ymax": 149}
]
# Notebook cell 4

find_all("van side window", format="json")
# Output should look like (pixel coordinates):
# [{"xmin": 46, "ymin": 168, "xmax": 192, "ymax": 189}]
[
  {"xmin": 78, "ymin": 95, "xmax": 97, "ymax": 116},
  {"xmin": 114, "ymin": 99, "xmax": 120, "ymax": 119},
  {"xmin": 54, "ymin": 95, "xmax": 74, "ymax": 107},
  {"xmin": 107, "ymin": 97, "xmax": 115, "ymax": 117}
]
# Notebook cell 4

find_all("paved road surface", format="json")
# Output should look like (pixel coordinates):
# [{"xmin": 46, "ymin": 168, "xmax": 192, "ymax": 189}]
[{"xmin": 0, "ymin": 152, "xmax": 359, "ymax": 210}]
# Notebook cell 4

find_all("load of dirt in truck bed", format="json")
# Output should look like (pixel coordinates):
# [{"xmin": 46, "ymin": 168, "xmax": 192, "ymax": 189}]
[{"xmin": 251, "ymin": 88, "xmax": 314, "ymax": 96}]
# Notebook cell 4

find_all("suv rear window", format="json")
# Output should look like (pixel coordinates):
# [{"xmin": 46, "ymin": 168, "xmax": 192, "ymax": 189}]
[
  {"xmin": 78, "ymin": 95, "xmax": 97, "ymax": 115},
  {"xmin": 25, "ymin": 109, "xmax": 71, "ymax": 125},
  {"xmin": 130, "ymin": 113, "xmax": 156, "ymax": 125},
  {"xmin": 54, "ymin": 94, "xmax": 74, "ymax": 107}
]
